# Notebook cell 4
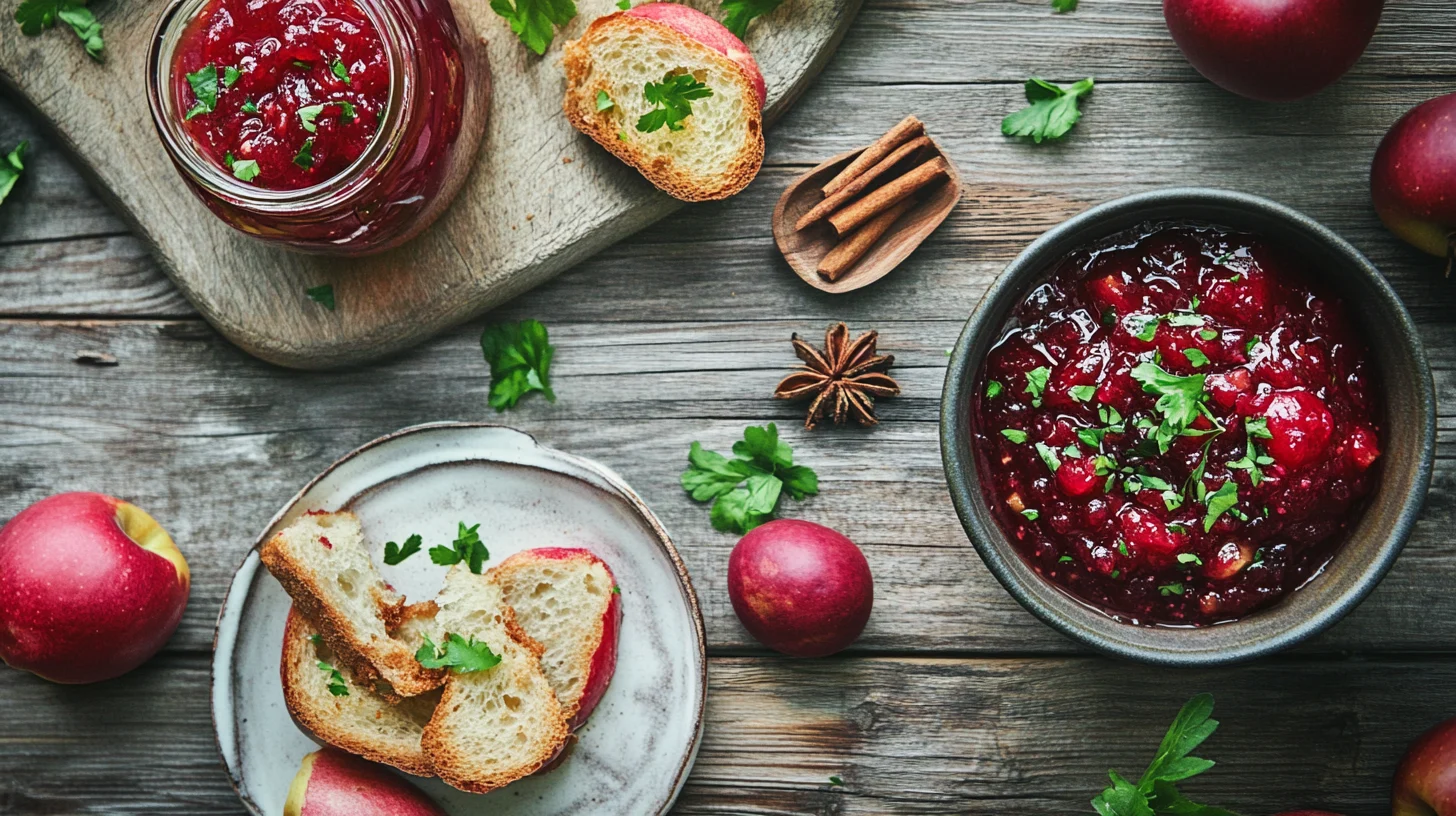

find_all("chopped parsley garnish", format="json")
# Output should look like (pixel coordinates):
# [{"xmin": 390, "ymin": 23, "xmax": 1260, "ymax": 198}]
[
  {"xmin": 0, "ymin": 141, "xmax": 28, "ymax": 209},
  {"xmin": 15, "ymin": 0, "xmax": 104, "ymax": 59},
  {"xmin": 429, "ymin": 522, "xmax": 489, "ymax": 573},
  {"xmin": 299, "ymin": 101, "xmax": 358, "ymax": 132},
  {"xmin": 415, "ymin": 633, "xmax": 502, "ymax": 673},
  {"xmin": 383, "ymin": 533, "xmax": 422, "ymax": 565},
  {"xmin": 241, "ymin": 97, "xmax": 258, "ymax": 114},
  {"xmin": 828, "ymin": 775, "xmax": 844, "ymax": 787},
  {"xmin": 1092, "ymin": 694, "xmax": 1233, "ymax": 816},
  {"xmin": 637, "ymin": 71, "xmax": 714, "ymax": 133},
  {"xmin": 305, "ymin": 283, "xmax": 335, "ymax": 310},
  {"xmin": 986, "ymin": 380, "xmax": 1004, "ymax": 398},
  {"xmin": 292, "ymin": 138, "xmax": 315, "ymax": 169},
  {"xmin": 595, "ymin": 90, "xmax": 614, "ymax": 111},
  {"xmin": 1198, "ymin": 328, "xmax": 1218, "ymax": 341},
  {"xmin": 1158, "ymin": 583, "xmax": 1184, "ymax": 596},
  {"xmin": 1001, "ymin": 77, "xmax": 1094, "ymax": 144},
  {"xmin": 611, "ymin": 585, "xmax": 621, "ymax": 594},
  {"xmin": 1001, "ymin": 429, "xmax": 1029, "ymax": 444},
  {"xmin": 1052, "ymin": 0, "xmax": 1077, "ymax": 10},
  {"xmin": 317, "ymin": 661, "xmax": 349, "ymax": 696},
  {"xmin": 480, "ymin": 319, "xmax": 556, "ymax": 411},
  {"xmin": 1202, "ymin": 480, "xmax": 1239, "ymax": 532},
  {"xmin": 1070, "ymin": 384, "xmax": 1097, "ymax": 402},
  {"xmin": 1226, "ymin": 417, "xmax": 1275, "ymax": 486},
  {"xmin": 721, "ymin": 0, "xmax": 785, "ymax": 39},
  {"xmin": 1177, "ymin": 553, "xmax": 1202, "ymax": 566},
  {"xmin": 1059, "ymin": 554, "xmax": 1073, "ymax": 563},
  {"xmin": 231, "ymin": 158, "xmax": 261, "ymax": 182},
  {"xmin": 1245, "ymin": 335, "xmax": 1261, "ymax": 354},
  {"xmin": 1131, "ymin": 361, "xmax": 1210, "ymax": 454},
  {"xmin": 307, "ymin": 633, "xmax": 322, "ymax": 645},
  {"xmin": 681, "ymin": 423, "xmax": 818, "ymax": 534},
  {"xmin": 184, "ymin": 64, "xmax": 220, "ymax": 120},
  {"xmin": 489, "ymin": 0, "xmax": 578, "ymax": 55},
  {"xmin": 1022, "ymin": 509, "xmax": 1040, "ymax": 521},
  {"xmin": 330, "ymin": 58, "xmax": 351, "ymax": 84},
  {"xmin": 616, "ymin": 0, "xmax": 630, "ymax": 7},
  {"xmin": 1183, "ymin": 348, "xmax": 1210, "ymax": 368},
  {"xmin": 1035, "ymin": 441, "xmax": 1062, "ymax": 472},
  {"xmin": 223, "ymin": 65, "xmax": 242, "ymax": 87},
  {"xmin": 1130, "ymin": 310, "xmax": 1203, "ymax": 342},
  {"xmin": 1024, "ymin": 365, "xmax": 1051, "ymax": 407}
]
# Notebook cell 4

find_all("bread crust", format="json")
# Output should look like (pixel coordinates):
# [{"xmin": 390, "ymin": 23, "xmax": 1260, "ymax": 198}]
[
  {"xmin": 563, "ymin": 12, "xmax": 764, "ymax": 202},
  {"xmin": 260, "ymin": 521, "xmax": 444, "ymax": 702},
  {"xmin": 280, "ymin": 608, "xmax": 437, "ymax": 777}
]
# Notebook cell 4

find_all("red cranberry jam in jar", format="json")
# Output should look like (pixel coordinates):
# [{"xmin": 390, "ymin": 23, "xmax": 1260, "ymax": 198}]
[
  {"xmin": 973, "ymin": 222, "xmax": 1382, "ymax": 626},
  {"xmin": 146, "ymin": 0, "xmax": 487, "ymax": 254}
]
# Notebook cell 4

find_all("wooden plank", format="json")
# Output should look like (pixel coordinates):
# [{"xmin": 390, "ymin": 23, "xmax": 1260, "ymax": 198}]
[
  {"xmin": 2, "ymin": 318, "xmax": 1454, "ymax": 655},
  {"xmin": 1, "ymin": 652, "xmax": 1450, "ymax": 814},
  {"xmin": 7, "ymin": 78, "xmax": 1456, "ymax": 321},
  {"xmin": 0, "ymin": 0, "xmax": 861, "ymax": 369}
]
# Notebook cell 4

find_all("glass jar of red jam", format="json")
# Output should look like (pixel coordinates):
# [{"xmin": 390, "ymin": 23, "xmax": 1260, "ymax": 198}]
[{"xmin": 146, "ymin": 0, "xmax": 488, "ymax": 255}]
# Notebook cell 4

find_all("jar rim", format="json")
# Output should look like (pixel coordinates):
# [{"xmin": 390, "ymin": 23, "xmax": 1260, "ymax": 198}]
[{"xmin": 145, "ymin": 0, "xmax": 410, "ymax": 210}]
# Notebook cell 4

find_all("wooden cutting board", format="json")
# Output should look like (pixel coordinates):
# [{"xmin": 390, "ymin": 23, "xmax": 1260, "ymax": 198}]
[{"xmin": 0, "ymin": 0, "xmax": 860, "ymax": 368}]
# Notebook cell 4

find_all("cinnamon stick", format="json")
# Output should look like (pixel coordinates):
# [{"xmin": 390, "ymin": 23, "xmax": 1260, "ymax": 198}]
[
  {"xmin": 821, "ymin": 115, "xmax": 924, "ymax": 197},
  {"xmin": 817, "ymin": 197, "xmax": 917, "ymax": 281},
  {"xmin": 796, "ymin": 135, "xmax": 932, "ymax": 231},
  {"xmin": 828, "ymin": 156, "xmax": 947, "ymax": 236}
]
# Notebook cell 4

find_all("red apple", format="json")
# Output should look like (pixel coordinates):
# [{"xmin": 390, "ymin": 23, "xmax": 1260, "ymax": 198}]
[
  {"xmin": 0, "ymin": 492, "xmax": 190, "ymax": 683},
  {"xmin": 625, "ymin": 3, "xmax": 767, "ymax": 109},
  {"xmin": 1393, "ymin": 716, "xmax": 1456, "ymax": 816},
  {"xmin": 727, "ymin": 519, "xmax": 873, "ymax": 658},
  {"xmin": 1372, "ymin": 92, "xmax": 1456, "ymax": 273},
  {"xmin": 285, "ymin": 749, "xmax": 445, "ymax": 816},
  {"xmin": 1162, "ymin": 0, "xmax": 1384, "ymax": 102}
]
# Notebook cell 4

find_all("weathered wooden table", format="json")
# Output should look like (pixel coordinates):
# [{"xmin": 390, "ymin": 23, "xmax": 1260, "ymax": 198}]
[{"xmin": 3, "ymin": 2, "xmax": 1455, "ymax": 813}]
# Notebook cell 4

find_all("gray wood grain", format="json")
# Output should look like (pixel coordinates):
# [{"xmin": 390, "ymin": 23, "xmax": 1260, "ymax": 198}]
[
  {"xmin": 1, "ymin": 653, "xmax": 1451, "ymax": 814},
  {"xmin": 0, "ymin": 0, "xmax": 860, "ymax": 368}
]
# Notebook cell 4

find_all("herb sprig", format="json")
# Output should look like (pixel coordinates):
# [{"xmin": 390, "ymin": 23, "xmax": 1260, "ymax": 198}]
[
  {"xmin": 637, "ymin": 71, "xmax": 714, "ymax": 134},
  {"xmin": 1002, "ymin": 77, "xmax": 1094, "ymax": 144},
  {"xmin": 429, "ymin": 522, "xmax": 489, "ymax": 574},
  {"xmin": 681, "ymin": 423, "xmax": 818, "ymax": 534},
  {"xmin": 415, "ymin": 633, "xmax": 502, "ymax": 673},
  {"xmin": 383, "ymin": 534, "xmax": 422, "ymax": 565},
  {"xmin": 317, "ymin": 661, "xmax": 349, "ymax": 696},
  {"xmin": 0, "ymin": 142, "xmax": 28, "ymax": 209},
  {"xmin": 15, "ymin": 0, "xmax": 104, "ymax": 59},
  {"xmin": 720, "ymin": 0, "xmax": 784, "ymax": 39},
  {"xmin": 481, "ymin": 319, "xmax": 555, "ymax": 411},
  {"xmin": 1091, "ymin": 693, "xmax": 1239, "ymax": 816},
  {"xmin": 489, "ymin": 0, "xmax": 577, "ymax": 55}
]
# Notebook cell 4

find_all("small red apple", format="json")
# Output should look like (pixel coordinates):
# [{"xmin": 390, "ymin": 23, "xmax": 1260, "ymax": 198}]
[
  {"xmin": 625, "ymin": 3, "xmax": 767, "ymax": 109},
  {"xmin": 0, "ymin": 492, "xmax": 190, "ymax": 683},
  {"xmin": 1372, "ymin": 92, "xmax": 1456, "ymax": 274},
  {"xmin": 1393, "ymin": 716, "xmax": 1456, "ymax": 816},
  {"xmin": 727, "ymin": 519, "xmax": 873, "ymax": 658},
  {"xmin": 285, "ymin": 749, "xmax": 444, "ymax": 816},
  {"xmin": 1162, "ymin": 0, "xmax": 1385, "ymax": 102}
]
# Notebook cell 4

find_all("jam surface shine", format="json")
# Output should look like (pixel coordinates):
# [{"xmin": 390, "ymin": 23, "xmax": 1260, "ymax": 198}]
[
  {"xmin": 973, "ymin": 222, "xmax": 1382, "ymax": 626},
  {"xmin": 172, "ymin": 0, "xmax": 389, "ymax": 191}
]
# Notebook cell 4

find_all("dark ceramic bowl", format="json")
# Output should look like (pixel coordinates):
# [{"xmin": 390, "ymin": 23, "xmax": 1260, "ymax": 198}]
[{"xmin": 940, "ymin": 189, "xmax": 1435, "ymax": 666}]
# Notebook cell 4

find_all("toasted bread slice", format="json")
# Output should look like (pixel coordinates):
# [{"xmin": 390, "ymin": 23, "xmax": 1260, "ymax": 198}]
[
  {"xmin": 492, "ymin": 548, "xmax": 621, "ymax": 729},
  {"xmin": 421, "ymin": 566, "xmax": 570, "ymax": 794},
  {"xmin": 260, "ymin": 511, "xmax": 443, "ymax": 701},
  {"xmin": 563, "ymin": 11, "xmax": 764, "ymax": 202},
  {"xmin": 280, "ymin": 608, "xmax": 439, "ymax": 777}
]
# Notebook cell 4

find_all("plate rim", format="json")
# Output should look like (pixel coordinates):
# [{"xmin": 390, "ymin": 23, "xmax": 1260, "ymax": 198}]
[{"xmin": 209, "ymin": 421, "xmax": 708, "ymax": 814}]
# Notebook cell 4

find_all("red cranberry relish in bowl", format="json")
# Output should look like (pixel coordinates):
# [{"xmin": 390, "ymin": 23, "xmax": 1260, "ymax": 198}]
[{"xmin": 941, "ymin": 190, "xmax": 1434, "ymax": 665}]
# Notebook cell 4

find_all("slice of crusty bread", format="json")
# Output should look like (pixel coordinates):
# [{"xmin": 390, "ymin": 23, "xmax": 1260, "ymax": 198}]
[
  {"xmin": 563, "ymin": 12, "xmax": 764, "ymax": 202},
  {"xmin": 421, "ymin": 565, "xmax": 570, "ymax": 794},
  {"xmin": 280, "ymin": 607, "xmax": 439, "ymax": 777},
  {"xmin": 492, "ymin": 548, "xmax": 620, "ymax": 729},
  {"xmin": 260, "ymin": 511, "xmax": 443, "ymax": 701}
]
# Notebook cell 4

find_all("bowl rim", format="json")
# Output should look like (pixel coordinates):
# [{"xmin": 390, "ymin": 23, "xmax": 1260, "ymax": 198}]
[{"xmin": 939, "ymin": 187, "xmax": 1436, "ymax": 666}]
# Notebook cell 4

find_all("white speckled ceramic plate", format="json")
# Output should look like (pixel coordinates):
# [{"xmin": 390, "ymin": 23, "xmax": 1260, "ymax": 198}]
[{"xmin": 213, "ymin": 423, "xmax": 706, "ymax": 815}]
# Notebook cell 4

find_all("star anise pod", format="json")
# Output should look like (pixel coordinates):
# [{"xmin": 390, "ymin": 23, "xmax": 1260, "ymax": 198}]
[{"xmin": 773, "ymin": 323, "xmax": 901, "ymax": 429}]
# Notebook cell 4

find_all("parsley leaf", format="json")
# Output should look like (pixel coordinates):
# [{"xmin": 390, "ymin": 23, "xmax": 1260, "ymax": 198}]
[
  {"xmin": 1131, "ymin": 362, "xmax": 1208, "ymax": 454},
  {"xmin": 184, "ymin": 64, "xmax": 220, "ymax": 120},
  {"xmin": 681, "ymin": 423, "xmax": 818, "ymax": 534},
  {"xmin": 330, "ymin": 58, "xmax": 351, "ymax": 84},
  {"xmin": 986, "ymin": 381, "xmax": 1004, "ymax": 398},
  {"xmin": 241, "ymin": 97, "xmax": 259, "ymax": 114},
  {"xmin": 721, "ymin": 0, "xmax": 784, "ymax": 39},
  {"xmin": 1070, "ymin": 384, "xmax": 1097, "ymax": 403},
  {"xmin": 1024, "ymin": 365, "xmax": 1051, "ymax": 407},
  {"xmin": 617, "ymin": 0, "xmax": 630, "ymax": 7},
  {"xmin": 1052, "ymin": 0, "xmax": 1077, "ymax": 10},
  {"xmin": 1091, "ymin": 694, "xmax": 1237, "ymax": 816},
  {"xmin": 1035, "ymin": 441, "xmax": 1062, "ymax": 472},
  {"xmin": 1158, "ymin": 583, "xmax": 1184, "ymax": 596},
  {"xmin": 415, "ymin": 633, "xmax": 502, "ymax": 673},
  {"xmin": 293, "ymin": 137, "xmax": 315, "ymax": 169},
  {"xmin": 637, "ymin": 71, "xmax": 714, "ymax": 133},
  {"xmin": 489, "ymin": 0, "xmax": 577, "ymax": 55},
  {"xmin": 383, "ymin": 533, "xmax": 422, "ymax": 565},
  {"xmin": 1183, "ymin": 348, "xmax": 1210, "ymax": 368},
  {"xmin": 0, "ymin": 141, "xmax": 28, "ymax": 208},
  {"xmin": 231, "ymin": 159, "xmax": 260, "ymax": 182},
  {"xmin": 305, "ymin": 283, "xmax": 335, "ymax": 310},
  {"xmin": 317, "ymin": 661, "xmax": 349, "ymax": 696},
  {"xmin": 298, "ymin": 104, "xmax": 327, "ymax": 133},
  {"xmin": 15, "ymin": 0, "xmax": 104, "ymax": 59},
  {"xmin": 595, "ymin": 90, "xmax": 614, "ymax": 111},
  {"xmin": 1002, "ymin": 77, "xmax": 1094, "ymax": 144},
  {"xmin": 1202, "ymin": 480, "xmax": 1239, "ymax": 532},
  {"xmin": 428, "ymin": 522, "xmax": 489, "ymax": 573},
  {"xmin": 480, "ymin": 319, "xmax": 556, "ymax": 411},
  {"xmin": 1001, "ymin": 428, "xmax": 1029, "ymax": 444}
]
